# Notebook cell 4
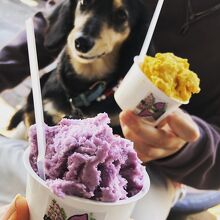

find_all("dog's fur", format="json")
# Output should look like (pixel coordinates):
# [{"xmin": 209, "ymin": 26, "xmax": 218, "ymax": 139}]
[{"xmin": 8, "ymin": 0, "xmax": 153, "ymax": 133}]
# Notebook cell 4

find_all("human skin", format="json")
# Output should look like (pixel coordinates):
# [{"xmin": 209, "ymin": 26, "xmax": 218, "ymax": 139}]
[
  {"xmin": 0, "ymin": 195, "xmax": 29, "ymax": 220},
  {"xmin": 119, "ymin": 109, "xmax": 200, "ymax": 162}
]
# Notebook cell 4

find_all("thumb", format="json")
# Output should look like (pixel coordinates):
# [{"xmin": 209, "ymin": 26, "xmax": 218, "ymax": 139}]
[{"xmin": 2, "ymin": 195, "xmax": 29, "ymax": 220}]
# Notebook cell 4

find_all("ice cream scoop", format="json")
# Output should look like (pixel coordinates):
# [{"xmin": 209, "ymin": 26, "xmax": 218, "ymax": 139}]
[
  {"xmin": 29, "ymin": 113, "xmax": 145, "ymax": 202},
  {"xmin": 141, "ymin": 53, "xmax": 200, "ymax": 102}
]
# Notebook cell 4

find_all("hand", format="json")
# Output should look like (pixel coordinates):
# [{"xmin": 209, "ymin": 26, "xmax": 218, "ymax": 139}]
[
  {"xmin": 0, "ymin": 195, "xmax": 29, "ymax": 220},
  {"xmin": 119, "ymin": 109, "xmax": 200, "ymax": 162}
]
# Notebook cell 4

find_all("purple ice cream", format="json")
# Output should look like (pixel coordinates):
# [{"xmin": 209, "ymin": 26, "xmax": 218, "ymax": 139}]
[{"xmin": 29, "ymin": 113, "xmax": 145, "ymax": 202}]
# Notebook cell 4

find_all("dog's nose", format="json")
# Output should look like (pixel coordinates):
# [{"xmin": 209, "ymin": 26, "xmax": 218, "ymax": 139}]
[{"xmin": 75, "ymin": 36, "xmax": 94, "ymax": 53}]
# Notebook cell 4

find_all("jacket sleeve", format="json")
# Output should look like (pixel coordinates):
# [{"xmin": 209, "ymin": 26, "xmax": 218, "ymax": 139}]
[
  {"xmin": 151, "ymin": 116, "xmax": 220, "ymax": 189},
  {"xmin": 0, "ymin": 12, "xmax": 57, "ymax": 92}
]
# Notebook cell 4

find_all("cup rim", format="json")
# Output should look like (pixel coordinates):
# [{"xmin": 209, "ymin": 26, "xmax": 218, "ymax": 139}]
[
  {"xmin": 23, "ymin": 148, "xmax": 150, "ymax": 206},
  {"xmin": 133, "ymin": 56, "xmax": 189, "ymax": 105}
]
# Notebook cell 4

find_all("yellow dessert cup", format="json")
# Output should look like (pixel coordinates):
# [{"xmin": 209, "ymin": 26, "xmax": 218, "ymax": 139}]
[{"xmin": 114, "ymin": 56, "xmax": 189, "ymax": 125}]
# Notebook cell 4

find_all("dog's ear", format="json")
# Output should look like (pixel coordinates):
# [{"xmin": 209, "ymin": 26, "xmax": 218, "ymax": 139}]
[{"xmin": 44, "ymin": 0, "xmax": 77, "ymax": 51}]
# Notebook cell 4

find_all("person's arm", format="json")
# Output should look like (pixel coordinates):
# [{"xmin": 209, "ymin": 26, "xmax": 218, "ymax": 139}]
[
  {"xmin": 0, "ymin": 12, "xmax": 57, "ymax": 92},
  {"xmin": 151, "ymin": 116, "xmax": 220, "ymax": 189},
  {"xmin": 120, "ymin": 109, "xmax": 220, "ymax": 190}
]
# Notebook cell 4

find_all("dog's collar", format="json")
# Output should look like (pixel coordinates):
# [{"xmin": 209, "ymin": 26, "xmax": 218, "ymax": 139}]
[
  {"xmin": 68, "ymin": 81, "xmax": 107, "ymax": 108},
  {"xmin": 62, "ymin": 79, "xmax": 121, "ymax": 109},
  {"xmin": 69, "ymin": 80, "xmax": 122, "ymax": 109},
  {"xmin": 58, "ymin": 62, "xmax": 121, "ymax": 109}
]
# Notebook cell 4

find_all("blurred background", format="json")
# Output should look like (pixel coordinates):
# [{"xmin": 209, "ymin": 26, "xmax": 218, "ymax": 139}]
[{"xmin": 0, "ymin": 0, "xmax": 46, "ymax": 135}]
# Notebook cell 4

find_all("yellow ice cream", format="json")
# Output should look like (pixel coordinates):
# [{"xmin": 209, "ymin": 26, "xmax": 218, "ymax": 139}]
[{"xmin": 140, "ymin": 53, "xmax": 201, "ymax": 102}]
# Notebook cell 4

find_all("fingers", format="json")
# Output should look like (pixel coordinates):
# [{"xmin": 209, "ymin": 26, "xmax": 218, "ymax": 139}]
[
  {"xmin": 137, "ymin": 146, "xmax": 174, "ymax": 162},
  {"xmin": 120, "ymin": 110, "xmax": 184, "ymax": 150},
  {"xmin": 16, "ymin": 195, "xmax": 29, "ymax": 220},
  {"xmin": 119, "ymin": 109, "xmax": 199, "ymax": 163},
  {"xmin": 120, "ymin": 110, "xmax": 168, "ymax": 146},
  {"xmin": 121, "ymin": 125, "xmax": 170, "ymax": 162},
  {"xmin": 156, "ymin": 117, "xmax": 168, "ymax": 129},
  {"xmin": 2, "ymin": 195, "xmax": 29, "ymax": 220},
  {"xmin": 167, "ymin": 109, "xmax": 200, "ymax": 142},
  {"xmin": 121, "ymin": 125, "xmax": 180, "ymax": 162}
]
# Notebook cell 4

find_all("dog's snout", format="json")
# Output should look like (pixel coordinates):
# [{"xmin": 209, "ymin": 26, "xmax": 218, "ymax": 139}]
[{"xmin": 75, "ymin": 36, "xmax": 94, "ymax": 53}]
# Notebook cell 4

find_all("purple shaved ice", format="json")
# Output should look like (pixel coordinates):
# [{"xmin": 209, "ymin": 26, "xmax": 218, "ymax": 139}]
[{"xmin": 29, "ymin": 113, "xmax": 145, "ymax": 202}]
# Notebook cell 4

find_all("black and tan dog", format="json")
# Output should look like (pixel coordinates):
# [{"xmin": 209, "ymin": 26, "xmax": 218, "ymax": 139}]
[{"xmin": 9, "ymin": 0, "xmax": 153, "ymax": 133}]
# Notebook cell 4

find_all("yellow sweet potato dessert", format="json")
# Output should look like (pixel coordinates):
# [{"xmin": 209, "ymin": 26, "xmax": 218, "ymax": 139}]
[{"xmin": 140, "ymin": 53, "xmax": 200, "ymax": 102}]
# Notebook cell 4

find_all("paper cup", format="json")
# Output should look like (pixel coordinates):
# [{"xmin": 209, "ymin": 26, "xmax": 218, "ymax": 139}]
[
  {"xmin": 23, "ymin": 149, "xmax": 150, "ymax": 220},
  {"xmin": 114, "ymin": 56, "xmax": 188, "ymax": 125}
]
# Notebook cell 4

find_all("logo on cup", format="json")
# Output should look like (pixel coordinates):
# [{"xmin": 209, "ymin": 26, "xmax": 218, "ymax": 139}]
[
  {"xmin": 135, "ymin": 93, "xmax": 167, "ymax": 121},
  {"xmin": 44, "ymin": 199, "xmax": 67, "ymax": 220},
  {"xmin": 44, "ymin": 199, "xmax": 97, "ymax": 220}
]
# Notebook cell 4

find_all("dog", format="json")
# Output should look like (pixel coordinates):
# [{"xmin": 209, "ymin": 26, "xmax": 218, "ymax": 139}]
[{"xmin": 8, "ymin": 0, "xmax": 153, "ymax": 134}]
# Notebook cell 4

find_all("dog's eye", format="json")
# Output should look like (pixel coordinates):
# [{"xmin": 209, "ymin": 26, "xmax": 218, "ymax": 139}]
[
  {"xmin": 79, "ymin": 0, "xmax": 91, "ymax": 7},
  {"xmin": 115, "ymin": 8, "xmax": 128, "ymax": 23}
]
